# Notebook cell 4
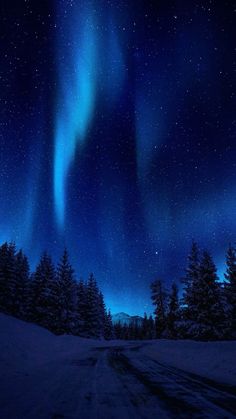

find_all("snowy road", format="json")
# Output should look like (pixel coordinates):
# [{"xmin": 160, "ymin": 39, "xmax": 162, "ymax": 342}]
[
  {"xmin": 108, "ymin": 345, "xmax": 236, "ymax": 418},
  {"xmin": 2, "ymin": 342, "xmax": 236, "ymax": 419}
]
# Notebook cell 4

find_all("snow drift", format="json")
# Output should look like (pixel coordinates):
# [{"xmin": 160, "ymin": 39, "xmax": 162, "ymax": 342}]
[{"xmin": 1, "ymin": 313, "xmax": 236, "ymax": 419}]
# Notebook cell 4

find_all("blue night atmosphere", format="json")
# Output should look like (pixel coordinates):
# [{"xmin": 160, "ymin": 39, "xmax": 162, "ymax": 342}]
[{"xmin": 0, "ymin": 0, "xmax": 235, "ymax": 315}]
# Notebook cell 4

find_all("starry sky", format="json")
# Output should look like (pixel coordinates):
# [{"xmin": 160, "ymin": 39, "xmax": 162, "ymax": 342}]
[{"xmin": 0, "ymin": 0, "xmax": 235, "ymax": 315}]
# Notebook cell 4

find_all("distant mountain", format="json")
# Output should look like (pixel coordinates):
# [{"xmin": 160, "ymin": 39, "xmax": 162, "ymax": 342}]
[{"xmin": 112, "ymin": 312, "xmax": 143, "ymax": 326}]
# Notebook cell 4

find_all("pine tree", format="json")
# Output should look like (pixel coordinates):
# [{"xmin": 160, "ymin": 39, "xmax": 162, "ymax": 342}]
[
  {"xmin": 224, "ymin": 244, "xmax": 236, "ymax": 335},
  {"xmin": 85, "ymin": 273, "xmax": 102, "ymax": 338},
  {"xmin": 190, "ymin": 251, "xmax": 227, "ymax": 340},
  {"xmin": 0, "ymin": 241, "xmax": 110, "ymax": 340},
  {"xmin": 147, "ymin": 315, "xmax": 155, "ymax": 339},
  {"xmin": 142, "ymin": 312, "xmax": 149, "ymax": 339},
  {"xmin": 122, "ymin": 323, "xmax": 129, "ymax": 340},
  {"xmin": 76, "ymin": 279, "xmax": 87, "ymax": 335},
  {"xmin": 151, "ymin": 279, "xmax": 167, "ymax": 337},
  {"xmin": 14, "ymin": 250, "xmax": 30, "ymax": 319},
  {"xmin": 0, "ymin": 242, "xmax": 17, "ymax": 315},
  {"xmin": 31, "ymin": 252, "xmax": 58, "ymax": 332},
  {"xmin": 182, "ymin": 241, "xmax": 200, "ymax": 320},
  {"xmin": 114, "ymin": 320, "xmax": 122, "ymax": 339},
  {"xmin": 0, "ymin": 242, "xmax": 10, "ymax": 312},
  {"xmin": 57, "ymin": 249, "xmax": 78, "ymax": 334},
  {"xmin": 134, "ymin": 319, "xmax": 142, "ymax": 339},
  {"xmin": 98, "ymin": 291, "xmax": 106, "ymax": 338},
  {"xmin": 128, "ymin": 322, "xmax": 134, "ymax": 340},
  {"xmin": 167, "ymin": 283, "xmax": 180, "ymax": 339},
  {"xmin": 104, "ymin": 310, "xmax": 114, "ymax": 340}
]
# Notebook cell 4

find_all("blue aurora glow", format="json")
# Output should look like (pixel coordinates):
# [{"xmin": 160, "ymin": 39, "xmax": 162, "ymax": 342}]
[
  {"xmin": 54, "ymin": 2, "xmax": 125, "ymax": 227},
  {"xmin": 54, "ymin": 5, "xmax": 97, "ymax": 226}
]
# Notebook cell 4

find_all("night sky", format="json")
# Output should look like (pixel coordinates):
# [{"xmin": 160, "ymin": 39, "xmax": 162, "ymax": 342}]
[{"xmin": 0, "ymin": 0, "xmax": 235, "ymax": 315}]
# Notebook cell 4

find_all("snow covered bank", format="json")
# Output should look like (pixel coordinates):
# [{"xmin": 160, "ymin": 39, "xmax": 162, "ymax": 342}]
[
  {"xmin": 1, "ymin": 314, "xmax": 235, "ymax": 388},
  {"xmin": 0, "ymin": 314, "xmax": 125, "ymax": 419},
  {"xmin": 0, "ymin": 313, "xmax": 97, "ymax": 374},
  {"xmin": 140, "ymin": 339, "xmax": 236, "ymax": 386},
  {"xmin": 1, "ymin": 314, "xmax": 236, "ymax": 419}
]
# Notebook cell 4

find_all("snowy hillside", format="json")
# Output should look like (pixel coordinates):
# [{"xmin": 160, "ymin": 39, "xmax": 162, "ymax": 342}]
[
  {"xmin": 112, "ymin": 312, "xmax": 143, "ymax": 325},
  {"xmin": 1, "ymin": 313, "xmax": 236, "ymax": 418}
]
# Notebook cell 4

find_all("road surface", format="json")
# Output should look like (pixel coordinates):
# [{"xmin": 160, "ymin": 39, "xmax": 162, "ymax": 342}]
[{"xmin": 1, "ymin": 343, "xmax": 236, "ymax": 418}]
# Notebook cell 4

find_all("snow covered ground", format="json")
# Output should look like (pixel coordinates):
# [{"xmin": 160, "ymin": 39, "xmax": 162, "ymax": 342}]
[
  {"xmin": 0, "ymin": 314, "xmax": 236, "ymax": 418},
  {"xmin": 139, "ymin": 339, "xmax": 236, "ymax": 386}
]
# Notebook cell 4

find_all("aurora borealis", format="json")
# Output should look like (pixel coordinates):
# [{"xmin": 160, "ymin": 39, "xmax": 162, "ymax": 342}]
[
  {"xmin": 0, "ymin": 0, "xmax": 235, "ymax": 314},
  {"xmin": 54, "ymin": 1, "xmax": 125, "ymax": 226},
  {"xmin": 54, "ymin": 3, "xmax": 97, "ymax": 226}
]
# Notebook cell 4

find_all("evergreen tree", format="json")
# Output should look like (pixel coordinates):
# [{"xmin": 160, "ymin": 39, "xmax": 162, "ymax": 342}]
[
  {"xmin": 141, "ymin": 313, "xmax": 155, "ymax": 340},
  {"xmin": 104, "ymin": 310, "xmax": 114, "ymax": 340},
  {"xmin": 122, "ymin": 323, "xmax": 129, "ymax": 340},
  {"xmin": 98, "ymin": 291, "xmax": 107, "ymax": 337},
  {"xmin": 85, "ymin": 273, "xmax": 101, "ymax": 338},
  {"xmin": 14, "ymin": 250, "xmax": 30, "ymax": 319},
  {"xmin": 147, "ymin": 315, "xmax": 155, "ymax": 339},
  {"xmin": 167, "ymin": 283, "xmax": 180, "ymax": 339},
  {"xmin": 224, "ymin": 244, "xmax": 236, "ymax": 335},
  {"xmin": 182, "ymin": 241, "xmax": 200, "ymax": 320},
  {"xmin": 31, "ymin": 252, "xmax": 58, "ymax": 331},
  {"xmin": 142, "ymin": 312, "xmax": 149, "ymax": 339},
  {"xmin": 151, "ymin": 279, "xmax": 167, "ymax": 337},
  {"xmin": 0, "ymin": 242, "xmax": 17, "ymax": 315},
  {"xmin": 134, "ymin": 319, "xmax": 142, "ymax": 339},
  {"xmin": 57, "ymin": 249, "xmax": 78, "ymax": 334},
  {"xmin": 128, "ymin": 322, "xmax": 134, "ymax": 340},
  {"xmin": 76, "ymin": 279, "xmax": 87, "ymax": 335},
  {"xmin": 0, "ymin": 242, "xmax": 10, "ymax": 312},
  {"xmin": 0, "ymin": 240, "xmax": 110, "ymax": 339},
  {"xmin": 114, "ymin": 320, "xmax": 122, "ymax": 339},
  {"xmin": 190, "ymin": 251, "xmax": 227, "ymax": 340}
]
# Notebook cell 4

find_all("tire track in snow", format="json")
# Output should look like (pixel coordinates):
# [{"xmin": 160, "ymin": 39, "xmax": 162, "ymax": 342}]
[{"xmin": 115, "ymin": 346, "xmax": 236, "ymax": 418}]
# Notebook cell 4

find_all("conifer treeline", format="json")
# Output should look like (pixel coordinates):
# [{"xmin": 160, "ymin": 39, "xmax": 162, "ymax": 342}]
[
  {"xmin": 113, "ymin": 242, "xmax": 236, "ymax": 341},
  {"xmin": 113, "ymin": 314, "xmax": 155, "ymax": 340},
  {"xmin": 0, "ymin": 241, "xmax": 235, "ymax": 341},
  {"xmin": 0, "ymin": 243, "xmax": 113, "ymax": 339},
  {"xmin": 150, "ymin": 242, "xmax": 236, "ymax": 340}
]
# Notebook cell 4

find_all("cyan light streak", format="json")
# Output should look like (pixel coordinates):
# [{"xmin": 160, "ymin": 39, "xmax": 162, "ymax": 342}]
[
  {"xmin": 54, "ymin": 6, "xmax": 97, "ymax": 227},
  {"xmin": 54, "ymin": 5, "xmax": 126, "ymax": 227}
]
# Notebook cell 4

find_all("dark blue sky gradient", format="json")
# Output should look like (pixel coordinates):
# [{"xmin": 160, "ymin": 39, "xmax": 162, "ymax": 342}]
[{"xmin": 0, "ymin": 0, "xmax": 235, "ymax": 314}]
